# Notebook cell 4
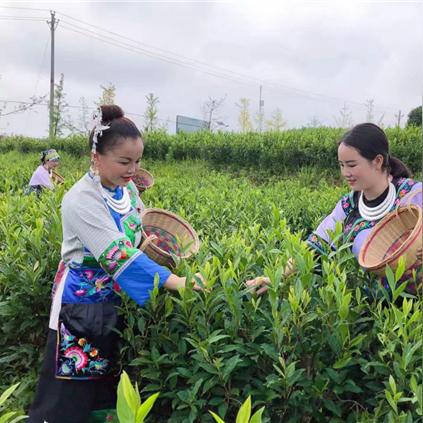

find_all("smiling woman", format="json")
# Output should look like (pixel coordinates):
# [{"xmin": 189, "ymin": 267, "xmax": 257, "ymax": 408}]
[
  {"xmin": 28, "ymin": 105, "xmax": 205, "ymax": 423},
  {"xmin": 247, "ymin": 123, "xmax": 421, "ymax": 295}
]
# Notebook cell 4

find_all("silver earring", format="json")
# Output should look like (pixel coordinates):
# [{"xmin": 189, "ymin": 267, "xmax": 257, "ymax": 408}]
[{"xmin": 90, "ymin": 162, "xmax": 100, "ymax": 183}]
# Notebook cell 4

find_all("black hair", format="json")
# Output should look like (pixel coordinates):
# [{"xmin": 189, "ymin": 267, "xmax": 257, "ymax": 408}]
[
  {"xmin": 338, "ymin": 122, "xmax": 411, "ymax": 179},
  {"xmin": 89, "ymin": 105, "xmax": 142, "ymax": 154},
  {"xmin": 40, "ymin": 150, "xmax": 47, "ymax": 164}
]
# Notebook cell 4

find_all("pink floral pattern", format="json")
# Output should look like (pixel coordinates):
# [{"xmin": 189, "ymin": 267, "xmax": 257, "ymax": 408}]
[{"xmin": 99, "ymin": 238, "xmax": 139, "ymax": 276}]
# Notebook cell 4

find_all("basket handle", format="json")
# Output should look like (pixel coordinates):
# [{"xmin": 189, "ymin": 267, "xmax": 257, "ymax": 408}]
[
  {"xmin": 395, "ymin": 187, "xmax": 422, "ymax": 220},
  {"xmin": 140, "ymin": 234, "xmax": 158, "ymax": 252}
]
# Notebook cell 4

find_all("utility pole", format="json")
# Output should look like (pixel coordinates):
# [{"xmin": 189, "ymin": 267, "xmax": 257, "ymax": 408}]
[
  {"xmin": 258, "ymin": 85, "xmax": 264, "ymax": 133},
  {"xmin": 394, "ymin": 110, "xmax": 403, "ymax": 127},
  {"xmin": 47, "ymin": 11, "xmax": 59, "ymax": 140}
]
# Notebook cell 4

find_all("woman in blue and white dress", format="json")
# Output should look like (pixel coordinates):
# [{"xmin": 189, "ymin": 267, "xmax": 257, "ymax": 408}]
[{"xmin": 28, "ymin": 105, "xmax": 204, "ymax": 423}]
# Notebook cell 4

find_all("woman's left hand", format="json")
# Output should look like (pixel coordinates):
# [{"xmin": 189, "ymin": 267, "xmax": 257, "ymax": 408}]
[
  {"xmin": 192, "ymin": 272, "xmax": 207, "ymax": 291},
  {"xmin": 245, "ymin": 276, "xmax": 270, "ymax": 296}
]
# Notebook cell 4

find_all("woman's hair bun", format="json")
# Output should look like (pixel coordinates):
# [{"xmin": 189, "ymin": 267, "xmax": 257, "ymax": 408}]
[{"xmin": 100, "ymin": 105, "xmax": 124, "ymax": 122}]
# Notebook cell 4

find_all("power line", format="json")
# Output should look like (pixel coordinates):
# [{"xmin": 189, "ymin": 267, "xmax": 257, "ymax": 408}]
[
  {"xmin": 58, "ymin": 21, "xmax": 258, "ymax": 88},
  {"xmin": 57, "ymin": 11, "xmax": 268, "ymax": 83},
  {"xmin": 0, "ymin": 5, "xmax": 51, "ymax": 12},
  {"xmin": 24, "ymin": 36, "xmax": 50, "ymax": 133},
  {"xmin": 0, "ymin": 7, "xmax": 401, "ymax": 114},
  {"xmin": 59, "ymin": 20, "xmax": 378, "ymax": 111},
  {"xmin": 0, "ymin": 99, "xmax": 177, "ymax": 124},
  {"xmin": 54, "ymin": 11, "xmax": 398, "ymax": 112},
  {"xmin": 0, "ymin": 15, "xmax": 45, "ymax": 21}
]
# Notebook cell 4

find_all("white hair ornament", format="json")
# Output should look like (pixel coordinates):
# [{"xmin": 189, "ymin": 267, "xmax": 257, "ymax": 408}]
[{"xmin": 91, "ymin": 108, "xmax": 111, "ymax": 154}]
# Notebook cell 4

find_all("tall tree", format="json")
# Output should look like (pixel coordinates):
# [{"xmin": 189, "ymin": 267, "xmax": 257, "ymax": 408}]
[
  {"xmin": 0, "ymin": 95, "xmax": 46, "ymax": 125},
  {"xmin": 202, "ymin": 95, "xmax": 226, "ymax": 131},
  {"xmin": 78, "ymin": 96, "xmax": 91, "ymax": 134},
  {"xmin": 237, "ymin": 98, "xmax": 253, "ymax": 133},
  {"xmin": 406, "ymin": 106, "xmax": 422, "ymax": 127},
  {"xmin": 51, "ymin": 73, "xmax": 70, "ymax": 137},
  {"xmin": 307, "ymin": 116, "xmax": 322, "ymax": 128},
  {"xmin": 334, "ymin": 102, "xmax": 353, "ymax": 128},
  {"xmin": 143, "ymin": 93, "xmax": 159, "ymax": 132},
  {"xmin": 96, "ymin": 83, "xmax": 116, "ymax": 106},
  {"xmin": 365, "ymin": 99, "xmax": 374, "ymax": 122},
  {"xmin": 265, "ymin": 108, "xmax": 286, "ymax": 132}
]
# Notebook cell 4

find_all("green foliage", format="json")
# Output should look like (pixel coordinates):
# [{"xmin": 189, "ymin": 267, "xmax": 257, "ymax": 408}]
[
  {"xmin": 406, "ymin": 106, "xmax": 422, "ymax": 127},
  {"xmin": 0, "ymin": 151, "xmax": 421, "ymax": 421},
  {"xmin": 0, "ymin": 384, "xmax": 27, "ymax": 423},
  {"xmin": 0, "ymin": 126, "xmax": 421, "ymax": 174},
  {"xmin": 209, "ymin": 396, "xmax": 264, "ymax": 423},
  {"xmin": 117, "ymin": 370, "xmax": 159, "ymax": 423}
]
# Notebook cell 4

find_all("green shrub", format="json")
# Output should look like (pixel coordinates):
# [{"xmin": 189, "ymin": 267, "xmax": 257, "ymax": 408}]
[
  {"xmin": 1, "ymin": 126, "xmax": 421, "ymax": 174},
  {"xmin": 0, "ymin": 152, "xmax": 421, "ymax": 421}
]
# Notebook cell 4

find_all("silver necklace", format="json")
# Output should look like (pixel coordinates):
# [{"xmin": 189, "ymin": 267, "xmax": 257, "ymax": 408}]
[
  {"xmin": 101, "ymin": 186, "xmax": 131, "ymax": 214},
  {"xmin": 358, "ymin": 182, "xmax": 396, "ymax": 221}
]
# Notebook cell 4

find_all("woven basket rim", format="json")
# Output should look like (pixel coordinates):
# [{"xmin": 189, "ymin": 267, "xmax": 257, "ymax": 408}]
[
  {"xmin": 133, "ymin": 168, "xmax": 154, "ymax": 187},
  {"xmin": 141, "ymin": 207, "xmax": 200, "ymax": 259},
  {"xmin": 359, "ymin": 205, "xmax": 422, "ymax": 270}
]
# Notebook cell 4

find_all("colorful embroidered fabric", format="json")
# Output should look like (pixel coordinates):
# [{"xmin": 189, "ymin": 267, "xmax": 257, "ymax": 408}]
[
  {"xmin": 127, "ymin": 180, "xmax": 144, "ymax": 213},
  {"xmin": 98, "ymin": 238, "xmax": 141, "ymax": 277},
  {"xmin": 342, "ymin": 178, "xmax": 417, "ymax": 243},
  {"xmin": 56, "ymin": 322, "xmax": 110, "ymax": 379},
  {"xmin": 306, "ymin": 233, "xmax": 329, "ymax": 256},
  {"xmin": 306, "ymin": 178, "xmax": 421, "ymax": 294},
  {"xmin": 307, "ymin": 178, "xmax": 419, "ymax": 253},
  {"xmin": 121, "ymin": 211, "xmax": 142, "ymax": 247},
  {"xmin": 62, "ymin": 265, "xmax": 120, "ymax": 303}
]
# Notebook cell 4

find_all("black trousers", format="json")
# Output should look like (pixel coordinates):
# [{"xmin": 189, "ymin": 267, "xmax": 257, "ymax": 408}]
[{"xmin": 28, "ymin": 327, "xmax": 118, "ymax": 423}]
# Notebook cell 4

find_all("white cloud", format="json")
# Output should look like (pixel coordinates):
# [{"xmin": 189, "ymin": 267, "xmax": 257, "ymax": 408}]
[{"xmin": 0, "ymin": 0, "xmax": 421, "ymax": 135}]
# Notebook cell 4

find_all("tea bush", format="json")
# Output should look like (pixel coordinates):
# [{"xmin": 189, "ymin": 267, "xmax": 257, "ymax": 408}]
[
  {"xmin": 0, "ymin": 151, "xmax": 421, "ymax": 422},
  {"xmin": 0, "ymin": 126, "xmax": 421, "ymax": 175}
]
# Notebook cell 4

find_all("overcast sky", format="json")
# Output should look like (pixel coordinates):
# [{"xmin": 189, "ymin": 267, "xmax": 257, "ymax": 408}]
[{"xmin": 0, "ymin": 0, "xmax": 422, "ymax": 136}]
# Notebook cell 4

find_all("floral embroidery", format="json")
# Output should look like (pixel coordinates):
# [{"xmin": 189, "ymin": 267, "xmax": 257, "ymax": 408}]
[
  {"xmin": 56, "ymin": 322, "xmax": 110, "ymax": 379},
  {"xmin": 341, "ymin": 193, "xmax": 354, "ymax": 215},
  {"xmin": 345, "ymin": 219, "xmax": 377, "ymax": 243},
  {"xmin": 342, "ymin": 178, "xmax": 417, "ymax": 243},
  {"xmin": 393, "ymin": 178, "xmax": 416, "ymax": 207},
  {"xmin": 121, "ymin": 211, "xmax": 142, "ymax": 247},
  {"xmin": 127, "ymin": 181, "xmax": 140, "ymax": 209},
  {"xmin": 306, "ymin": 233, "xmax": 330, "ymax": 256},
  {"xmin": 68, "ymin": 266, "xmax": 116, "ymax": 301},
  {"xmin": 98, "ymin": 238, "xmax": 140, "ymax": 277}
]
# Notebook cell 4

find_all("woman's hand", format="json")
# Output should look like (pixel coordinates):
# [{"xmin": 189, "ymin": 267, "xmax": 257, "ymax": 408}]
[
  {"xmin": 164, "ymin": 273, "xmax": 207, "ymax": 291},
  {"xmin": 245, "ymin": 276, "xmax": 270, "ymax": 296},
  {"xmin": 192, "ymin": 272, "xmax": 206, "ymax": 291}
]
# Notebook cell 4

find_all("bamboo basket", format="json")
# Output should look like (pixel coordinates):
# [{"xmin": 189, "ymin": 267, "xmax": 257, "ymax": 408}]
[
  {"xmin": 359, "ymin": 190, "xmax": 422, "ymax": 277},
  {"xmin": 139, "ymin": 208, "xmax": 200, "ymax": 268},
  {"xmin": 51, "ymin": 170, "xmax": 65, "ymax": 185},
  {"xmin": 132, "ymin": 168, "xmax": 154, "ymax": 193}
]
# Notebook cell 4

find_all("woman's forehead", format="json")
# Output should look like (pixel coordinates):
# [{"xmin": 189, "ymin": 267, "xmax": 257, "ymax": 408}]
[
  {"xmin": 338, "ymin": 143, "xmax": 361, "ymax": 159},
  {"xmin": 107, "ymin": 137, "xmax": 143, "ymax": 157}
]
